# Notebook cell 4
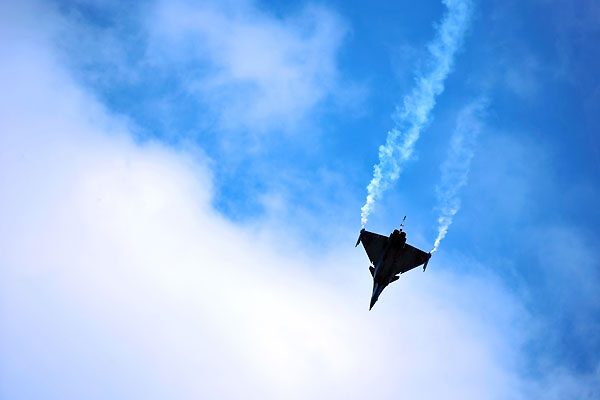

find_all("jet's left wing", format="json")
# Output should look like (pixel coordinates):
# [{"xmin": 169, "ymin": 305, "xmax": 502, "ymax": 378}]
[
  {"xmin": 392, "ymin": 244, "xmax": 431, "ymax": 275},
  {"xmin": 356, "ymin": 230, "xmax": 388, "ymax": 265}
]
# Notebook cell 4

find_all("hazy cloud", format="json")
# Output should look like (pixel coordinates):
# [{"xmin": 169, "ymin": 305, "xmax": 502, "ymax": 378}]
[{"xmin": 146, "ymin": 0, "xmax": 349, "ymax": 133}]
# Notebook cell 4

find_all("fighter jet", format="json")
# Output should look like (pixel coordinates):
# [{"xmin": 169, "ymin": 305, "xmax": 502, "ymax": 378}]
[{"xmin": 355, "ymin": 217, "xmax": 431, "ymax": 310}]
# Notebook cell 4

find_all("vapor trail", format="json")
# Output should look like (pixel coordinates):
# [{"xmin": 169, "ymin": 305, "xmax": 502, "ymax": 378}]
[
  {"xmin": 431, "ymin": 99, "xmax": 486, "ymax": 253},
  {"xmin": 361, "ymin": 0, "xmax": 473, "ymax": 227}
]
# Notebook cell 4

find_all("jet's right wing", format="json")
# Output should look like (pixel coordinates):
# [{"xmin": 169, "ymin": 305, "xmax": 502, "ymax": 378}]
[
  {"xmin": 391, "ymin": 243, "xmax": 431, "ymax": 275},
  {"xmin": 357, "ymin": 230, "xmax": 388, "ymax": 265}
]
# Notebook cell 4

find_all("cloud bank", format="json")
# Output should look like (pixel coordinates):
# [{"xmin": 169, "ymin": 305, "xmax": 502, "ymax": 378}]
[
  {"xmin": 156, "ymin": 1, "xmax": 348, "ymax": 133},
  {"xmin": 361, "ymin": 0, "xmax": 473, "ymax": 227},
  {"xmin": 61, "ymin": 0, "xmax": 350, "ymax": 136}
]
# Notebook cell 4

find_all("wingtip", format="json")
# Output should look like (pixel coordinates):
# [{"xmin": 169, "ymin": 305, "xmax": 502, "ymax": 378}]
[{"xmin": 355, "ymin": 229, "xmax": 364, "ymax": 247}]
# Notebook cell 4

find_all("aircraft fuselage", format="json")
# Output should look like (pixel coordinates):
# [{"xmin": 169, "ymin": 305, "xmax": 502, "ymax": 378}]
[
  {"xmin": 373, "ymin": 230, "xmax": 405, "ymax": 282},
  {"xmin": 370, "ymin": 230, "xmax": 405, "ymax": 309}
]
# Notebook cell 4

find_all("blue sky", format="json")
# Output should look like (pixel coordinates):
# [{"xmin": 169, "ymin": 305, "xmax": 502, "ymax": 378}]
[{"xmin": 1, "ymin": 0, "xmax": 599, "ymax": 398}]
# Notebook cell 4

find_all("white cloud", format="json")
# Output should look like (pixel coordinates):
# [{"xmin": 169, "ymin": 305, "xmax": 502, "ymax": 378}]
[
  {"xmin": 0, "ymin": 2, "xmax": 597, "ymax": 399},
  {"xmin": 144, "ymin": 0, "xmax": 348, "ymax": 134}
]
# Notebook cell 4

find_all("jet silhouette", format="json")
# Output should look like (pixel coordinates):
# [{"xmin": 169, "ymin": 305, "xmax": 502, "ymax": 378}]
[{"xmin": 356, "ymin": 217, "xmax": 431, "ymax": 310}]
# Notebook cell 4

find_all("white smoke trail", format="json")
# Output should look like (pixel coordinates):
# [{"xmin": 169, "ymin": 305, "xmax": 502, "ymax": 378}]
[
  {"xmin": 361, "ymin": 0, "xmax": 473, "ymax": 227},
  {"xmin": 431, "ymin": 99, "xmax": 487, "ymax": 253}
]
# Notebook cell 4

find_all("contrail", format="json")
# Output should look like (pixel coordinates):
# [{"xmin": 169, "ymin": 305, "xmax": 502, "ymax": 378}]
[
  {"xmin": 361, "ymin": 0, "xmax": 473, "ymax": 227},
  {"xmin": 431, "ymin": 99, "xmax": 487, "ymax": 253}
]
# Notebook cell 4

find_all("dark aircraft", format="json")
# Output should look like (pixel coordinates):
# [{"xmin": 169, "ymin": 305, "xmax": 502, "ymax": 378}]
[{"xmin": 355, "ymin": 217, "xmax": 431, "ymax": 310}]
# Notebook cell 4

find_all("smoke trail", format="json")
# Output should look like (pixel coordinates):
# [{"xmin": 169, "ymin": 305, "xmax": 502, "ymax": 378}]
[
  {"xmin": 361, "ymin": 0, "xmax": 473, "ymax": 227},
  {"xmin": 431, "ymin": 99, "xmax": 487, "ymax": 253}
]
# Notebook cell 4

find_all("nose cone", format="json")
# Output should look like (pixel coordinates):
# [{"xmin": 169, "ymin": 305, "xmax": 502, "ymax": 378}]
[
  {"xmin": 369, "ymin": 296, "xmax": 377, "ymax": 311},
  {"xmin": 369, "ymin": 281, "xmax": 386, "ymax": 310}
]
